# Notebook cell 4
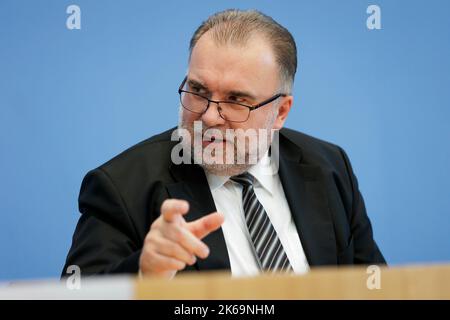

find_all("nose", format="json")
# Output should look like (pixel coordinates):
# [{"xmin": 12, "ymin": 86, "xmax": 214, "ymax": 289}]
[{"xmin": 201, "ymin": 102, "xmax": 226, "ymax": 127}]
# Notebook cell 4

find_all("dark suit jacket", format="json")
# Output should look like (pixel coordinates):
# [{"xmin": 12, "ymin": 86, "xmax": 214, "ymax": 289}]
[{"xmin": 62, "ymin": 127, "xmax": 385, "ymax": 277}]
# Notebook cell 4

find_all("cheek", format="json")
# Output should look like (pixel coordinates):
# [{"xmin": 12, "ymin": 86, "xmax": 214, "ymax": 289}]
[
  {"xmin": 181, "ymin": 109, "xmax": 201, "ymax": 124},
  {"xmin": 246, "ymin": 109, "xmax": 273, "ymax": 129},
  {"xmin": 227, "ymin": 122, "xmax": 247, "ymax": 132}
]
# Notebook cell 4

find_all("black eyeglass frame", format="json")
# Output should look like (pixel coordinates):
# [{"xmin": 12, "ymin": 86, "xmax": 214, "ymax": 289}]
[{"xmin": 178, "ymin": 76, "xmax": 287, "ymax": 123}]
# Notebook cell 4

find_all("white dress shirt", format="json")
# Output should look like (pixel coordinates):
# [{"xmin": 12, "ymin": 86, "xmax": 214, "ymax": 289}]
[{"xmin": 205, "ymin": 152, "xmax": 310, "ymax": 277}]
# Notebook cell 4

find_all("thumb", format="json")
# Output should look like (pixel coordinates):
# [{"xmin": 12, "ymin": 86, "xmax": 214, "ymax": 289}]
[
  {"xmin": 186, "ymin": 212, "xmax": 224, "ymax": 240},
  {"xmin": 161, "ymin": 199, "xmax": 189, "ymax": 223}
]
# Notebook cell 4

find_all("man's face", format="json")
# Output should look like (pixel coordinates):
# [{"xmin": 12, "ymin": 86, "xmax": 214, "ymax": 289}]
[{"xmin": 179, "ymin": 32, "xmax": 292, "ymax": 176}]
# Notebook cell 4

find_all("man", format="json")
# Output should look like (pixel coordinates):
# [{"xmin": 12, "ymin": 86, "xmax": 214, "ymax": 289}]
[{"xmin": 62, "ymin": 9, "xmax": 385, "ymax": 279}]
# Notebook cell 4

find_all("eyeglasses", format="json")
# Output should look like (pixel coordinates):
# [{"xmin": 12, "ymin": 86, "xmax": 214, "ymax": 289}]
[{"xmin": 178, "ymin": 76, "xmax": 287, "ymax": 123}]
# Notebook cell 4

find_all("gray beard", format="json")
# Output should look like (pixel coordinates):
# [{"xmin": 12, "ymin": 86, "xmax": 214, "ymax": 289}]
[{"xmin": 178, "ymin": 106, "xmax": 277, "ymax": 177}]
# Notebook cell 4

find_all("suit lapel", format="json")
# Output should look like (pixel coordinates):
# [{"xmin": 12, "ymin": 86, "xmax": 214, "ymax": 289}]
[
  {"xmin": 167, "ymin": 162, "xmax": 231, "ymax": 271},
  {"xmin": 278, "ymin": 133, "xmax": 337, "ymax": 266}
]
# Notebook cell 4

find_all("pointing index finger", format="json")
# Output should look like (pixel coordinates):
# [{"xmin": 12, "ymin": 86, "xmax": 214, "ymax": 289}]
[{"xmin": 187, "ymin": 211, "xmax": 225, "ymax": 240}]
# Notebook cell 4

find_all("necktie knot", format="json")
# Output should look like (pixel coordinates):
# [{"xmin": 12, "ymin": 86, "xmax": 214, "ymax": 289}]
[{"xmin": 230, "ymin": 172, "xmax": 254, "ymax": 186}]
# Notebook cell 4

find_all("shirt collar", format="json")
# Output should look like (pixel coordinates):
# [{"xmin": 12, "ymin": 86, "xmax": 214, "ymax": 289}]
[
  {"xmin": 248, "ymin": 150, "xmax": 276, "ymax": 195},
  {"xmin": 205, "ymin": 172, "xmax": 229, "ymax": 192},
  {"xmin": 205, "ymin": 150, "xmax": 276, "ymax": 195}
]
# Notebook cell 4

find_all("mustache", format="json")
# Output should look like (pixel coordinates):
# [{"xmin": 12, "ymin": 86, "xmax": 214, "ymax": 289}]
[
  {"xmin": 202, "ymin": 131, "xmax": 228, "ymax": 142},
  {"xmin": 185, "ymin": 124, "xmax": 231, "ymax": 142}
]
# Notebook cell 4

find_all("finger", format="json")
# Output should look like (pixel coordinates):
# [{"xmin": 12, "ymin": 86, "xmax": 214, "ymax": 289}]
[
  {"xmin": 161, "ymin": 199, "xmax": 189, "ymax": 223},
  {"xmin": 154, "ymin": 236, "xmax": 197, "ymax": 265},
  {"xmin": 150, "ymin": 251, "xmax": 187, "ymax": 272},
  {"xmin": 187, "ymin": 212, "xmax": 225, "ymax": 240},
  {"xmin": 164, "ymin": 225, "xmax": 210, "ymax": 259}
]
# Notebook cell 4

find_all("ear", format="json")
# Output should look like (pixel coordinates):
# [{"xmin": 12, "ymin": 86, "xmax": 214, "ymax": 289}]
[{"xmin": 272, "ymin": 95, "xmax": 293, "ymax": 130}]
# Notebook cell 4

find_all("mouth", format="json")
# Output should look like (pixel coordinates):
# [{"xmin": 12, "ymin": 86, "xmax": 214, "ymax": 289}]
[{"xmin": 202, "ymin": 134, "xmax": 227, "ymax": 147}]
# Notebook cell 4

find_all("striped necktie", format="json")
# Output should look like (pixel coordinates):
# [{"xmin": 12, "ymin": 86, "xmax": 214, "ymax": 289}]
[{"xmin": 231, "ymin": 172, "xmax": 293, "ymax": 273}]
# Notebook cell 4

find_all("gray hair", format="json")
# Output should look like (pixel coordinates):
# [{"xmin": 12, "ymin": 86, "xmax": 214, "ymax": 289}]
[{"xmin": 189, "ymin": 9, "xmax": 297, "ymax": 94}]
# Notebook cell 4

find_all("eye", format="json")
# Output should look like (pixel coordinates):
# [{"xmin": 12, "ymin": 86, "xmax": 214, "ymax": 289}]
[
  {"xmin": 191, "ymin": 85, "xmax": 201, "ymax": 93},
  {"xmin": 190, "ymin": 85, "xmax": 210, "ymax": 97},
  {"xmin": 228, "ymin": 95, "xmax": 246, "ymax": 103}
]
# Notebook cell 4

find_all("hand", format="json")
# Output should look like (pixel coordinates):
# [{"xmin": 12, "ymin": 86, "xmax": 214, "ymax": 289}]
[{"xmin": 139, "ymin": 199, "xmax": 224, "ymax": 278}]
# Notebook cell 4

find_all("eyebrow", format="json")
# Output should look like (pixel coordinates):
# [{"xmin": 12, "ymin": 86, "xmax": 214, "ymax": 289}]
[
  {"xmin": 187, "ymin": 78, "xmax": 209, "ymax": 91},
  {"xmin": 226, "ymin": 89, "xmax": 257, "ymax": 101},
  {"xmin": 187, "ymin": 77, "xmax": 257, "ymax": 101}
]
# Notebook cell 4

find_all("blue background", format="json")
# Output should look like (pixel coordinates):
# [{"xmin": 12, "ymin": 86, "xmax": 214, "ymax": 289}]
[{"xmin": 1, "ymin": 0, "xmax": 449, "ymax": 281}]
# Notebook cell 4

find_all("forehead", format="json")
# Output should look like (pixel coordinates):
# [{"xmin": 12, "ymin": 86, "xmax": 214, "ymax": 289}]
[{"xmin": 188, "ymin": 32, "xmax": 279, "ymax": 96}]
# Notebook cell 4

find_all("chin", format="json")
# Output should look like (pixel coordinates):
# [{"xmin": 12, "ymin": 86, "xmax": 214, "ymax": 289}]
[{"xmin": 200, "ymin": 163, "xmax": 252, "ymax": 177}]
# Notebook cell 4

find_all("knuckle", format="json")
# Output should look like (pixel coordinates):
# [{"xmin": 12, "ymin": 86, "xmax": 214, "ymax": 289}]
[
  {"xmin": 139, "ymin": 250, "xmax": 153, "ymax": 270},
  {"xmin": 165, "ymin": 242, "xmax": 176, "ymax": 256},
  {"xmin": 174, "ymin": 260, "xmax": 186, "ymax": 270},
  {"xmin": 171, "ymin": 226, "xmax": 183, "ymax": 242},
  {"xmin": 144, "ymin": 245, "xmax": 155, "ymax": 258},
  {"xmin": 151, "ymin": 219, "xmax": 159, "ymax": 228},
  {"xmin": 144, "ymin": 231, "xmax": 157, "ymax": 245},
  {"xmin": 149, "ymin": 221, "xmax": 160, "ymax": 233}
]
